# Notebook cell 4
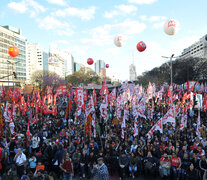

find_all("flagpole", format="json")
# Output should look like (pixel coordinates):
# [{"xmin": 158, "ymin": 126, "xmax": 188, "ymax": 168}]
[{"xmin": 94, "ymin": 113, "xmax": 103, "ymax": 151}]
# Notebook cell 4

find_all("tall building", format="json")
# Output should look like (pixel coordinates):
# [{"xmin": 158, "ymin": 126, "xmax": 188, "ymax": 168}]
[
  {"xmin": 74, "ymin": 62, "xmax": 81, "ymax": 72},
  {"xmin": 48, "ymin": 44, "xmax": 65, "ymax": 78},
  {"xmin": 95, "ymin": 60, "xmax": 105, "ymax": 74},
  {"xmin": 129, "ymin": 64, "xmax": 137, "ymax": 81},
  {"xmin": 26, "ymin": 43, "xmax": 48, "ymax": 83},
  {"xmin": 0, "ymin": 25, "xmax": 26, "ymax": 86},
  {"xmin": 62, "ymin": 51, "xmax": 74, "ymax": 76},
  {"xmin": 49, "ymin": 44, "xmax": 74, "ymax": 77},
  {"xmin": 179, "ymin": 34, "xmax": 207, "ymax": 59}
]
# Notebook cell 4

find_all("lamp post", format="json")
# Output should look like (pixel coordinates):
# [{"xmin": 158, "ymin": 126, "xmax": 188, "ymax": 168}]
[
  {"xmin": 161, "ymin": 54, "xmax": 178, "ymax": 86},
  {"xmin": 7, "ymin": 60, "xmax": 20, "ymax": 89}
]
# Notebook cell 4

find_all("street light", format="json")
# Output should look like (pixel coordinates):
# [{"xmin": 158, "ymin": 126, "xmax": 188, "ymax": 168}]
[
  {"xmin": 161, "ymin": 54, "xmax": 179, "ymax": 86},
  {"xmin": 7, "ymin": 60, "xmax": 20, "ymax": 89}
]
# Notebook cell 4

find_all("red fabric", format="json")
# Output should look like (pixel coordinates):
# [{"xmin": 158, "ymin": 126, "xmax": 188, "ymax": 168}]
[
  {"xmin": 59, "ymin": 131, "xmax": 66, "ymax": 138},
  {"xmin": 171, "ymin": 157, "xmax": 180, "ymax": 167},
  {"xmin": 63, "ymin": 160, "xmax": 72, "ymax": 173}
]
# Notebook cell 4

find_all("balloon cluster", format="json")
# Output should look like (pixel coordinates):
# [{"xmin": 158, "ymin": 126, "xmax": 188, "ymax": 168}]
[
  {"xmin": 8, "ymin": 19, "xmax": 180, "ymax": 71},
  {"xmin": 86, "ymin": 19, "xmax": 179, "ymax": 69}
]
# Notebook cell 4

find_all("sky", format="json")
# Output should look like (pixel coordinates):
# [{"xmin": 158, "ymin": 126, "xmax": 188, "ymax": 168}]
[{"xmin": 0, "ymin": 0, "xmax": 207, "ymax": 81}]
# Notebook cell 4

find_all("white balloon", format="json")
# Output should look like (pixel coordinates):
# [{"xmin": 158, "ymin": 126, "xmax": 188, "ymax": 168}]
[
  {"xmin": 164, "ymin": 19, "xmax": 178, "ymax": 35},
  {"xmin": 114, "ymin": 35, "xmax": 126, "ymax": 47}
]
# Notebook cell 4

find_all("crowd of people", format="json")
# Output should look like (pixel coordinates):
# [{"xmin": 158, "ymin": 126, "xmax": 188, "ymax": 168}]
[{"xmin": 0, "ymin": 82, "xmax": 207, "ymax": 180}]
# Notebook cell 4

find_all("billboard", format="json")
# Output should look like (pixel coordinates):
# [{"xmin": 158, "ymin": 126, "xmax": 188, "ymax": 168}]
[{"xmin": 48, "ymin": 56, "xmax": 59, "ymax": 63}]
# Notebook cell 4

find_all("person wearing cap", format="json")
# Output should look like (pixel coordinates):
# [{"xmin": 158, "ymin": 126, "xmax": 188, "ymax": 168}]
[{"xmin": 92, "ymin": 157, "xmax": 109, "ymax": 180}]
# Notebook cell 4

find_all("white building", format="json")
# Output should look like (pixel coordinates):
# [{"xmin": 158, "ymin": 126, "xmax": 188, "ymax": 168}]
[
  {"xmin": 179, "ymin": 34, "xmax": 207, "ymax": 59},
  {"xmin": 129, "ymin": 64, "xmax": 137, "ymax": 81},
  {"xmin": 49, "ymin": 44, "xmax": 74, "ymax": 77},
  {"xmin": 26, "ymin": 43, "xmax": 48, "ymax": 83},
  {"xmin": 0, "ymin": 25, "xmax": 27, "ymax": 86}
]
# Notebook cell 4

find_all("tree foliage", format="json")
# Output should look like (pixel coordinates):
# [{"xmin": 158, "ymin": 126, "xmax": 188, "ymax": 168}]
[
  {"xmin": 30, "ymin": 70, "xmax": 65, "ymax": 90},
  {"xmin": 66, "ymin": 67, "xmax": 107, "ymax": 86},
  {"xmin": 137, "ymin": 57, "xmax": 207, "ymax": 86}
]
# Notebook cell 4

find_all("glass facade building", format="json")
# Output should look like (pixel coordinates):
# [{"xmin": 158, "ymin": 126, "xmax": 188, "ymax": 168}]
[{"xmin": 95, "ymin": 60, "xmax": 105, "ymax": 74}]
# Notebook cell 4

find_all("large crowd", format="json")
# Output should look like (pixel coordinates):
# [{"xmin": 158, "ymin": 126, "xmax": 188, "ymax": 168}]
[{"xmin": 0, "ymin": 82, "xmax": 207, "ymax": 180}]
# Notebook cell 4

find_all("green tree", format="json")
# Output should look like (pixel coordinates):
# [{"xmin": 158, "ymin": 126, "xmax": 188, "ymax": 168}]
[
  {"xmin": 137, "ymin": 57, "xmax": 207, "ymax": 86},
  {"xmin": 66, "ymin": 67, "xmax": 105, "ymax": 86}
]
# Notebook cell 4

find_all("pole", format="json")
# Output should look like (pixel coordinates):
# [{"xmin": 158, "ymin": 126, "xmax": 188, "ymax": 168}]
[
  {"xmin": 170, "ymin": 56, "xmax": 172, "ymax": 86},
  {"xmin": 12, "ymin": 62, "xmax": 14, "ymax": 90},
  {"xmin": 170, "ymin": 54, "xmax": 174, "ymax": 86},
  {"xmin": 8, "ymin": 62, "xmax": 9, "ymax": 87}
]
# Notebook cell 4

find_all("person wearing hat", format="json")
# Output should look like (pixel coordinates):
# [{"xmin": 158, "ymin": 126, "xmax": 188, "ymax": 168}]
[{"xmin": 92, "ymin": 157, "xmax": 109, "ymax": 180}]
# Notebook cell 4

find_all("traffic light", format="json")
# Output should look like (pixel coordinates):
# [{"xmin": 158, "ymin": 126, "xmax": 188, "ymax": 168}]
[{"xmin": 13, "ymin": 72, "xmax": 17, "ymax": 79}]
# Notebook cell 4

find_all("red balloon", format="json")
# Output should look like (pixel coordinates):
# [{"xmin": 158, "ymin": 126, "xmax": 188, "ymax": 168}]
[
  {"xmin": 106, "ymin": 64, "xmax": 109, "ymax": 68},
  {"xmin": 87, "ymin": 58, "xmax": 94, "ymax": 65},
  {"xmin": 137, "ymin": 41, "xmax": 146, "ymax": 52},
  {"xmin": 8, "ymin": 46, "xmax": 19, "ymax": 57}
]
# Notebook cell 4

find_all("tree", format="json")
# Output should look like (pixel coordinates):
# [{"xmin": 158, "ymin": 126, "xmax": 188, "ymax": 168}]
[
  {"xmin": 30, "ymin": 70, "xmax": 65, "ymax": 90},
  {"xmin": 66, "ymin": 67, "xmax": 106, "ymax": 86},
  {"xmin": 137, "ymin": 57, "xmax": 207, "ymax": 86}
]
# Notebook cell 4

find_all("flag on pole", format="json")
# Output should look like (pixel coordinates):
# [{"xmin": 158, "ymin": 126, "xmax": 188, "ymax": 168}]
[
  {"xmin": 147, "ymin": 118, "xmax": 163, "ymax": 138},
  {"xmin": 26, "ymin": 119, "xmax": 31, "ymax": 145},
  {"xmin": 0, "ymin": 106, "xmax": 3, "ymax": 138},
  {"xmin": 196, "ymin": 110, "xmax": 201, "ymax": 137},
  {"xmin": 109, "ymin": 87, "xmax": 116, "ymax": 102},
  {"xmin": 92, "ymin": 88, "xmax": 97, "ymax": 105},
  {"xmin": 99, "ymin": 78, "xmax": 109, "ymax": 98}
]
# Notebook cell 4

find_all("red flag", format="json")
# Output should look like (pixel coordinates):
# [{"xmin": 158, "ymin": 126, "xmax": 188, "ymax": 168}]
[
  {"xmin": 147, "ymin": 82, "xmax": 154, "ymax": 99},
  {"xmin": 92, "ymin": 88, "xmax": 97, "ymax": 105},
  {"xmin": 162, "ymin": 105, "xmax": 176, "ymax": 127},
  {"xmin": 46, "ymin": 86, "xmax": 53, "ymax": 95},
  {"xmin": 65, "ymin": 98, "xmax": 73, "ymax": 119},
  {"xmin": 52, "ymin": 105, "xmax": 58, "ymax": 116},
  {"xmin": 36, "ymin": 91, "xmax": 40, "ymax": 101},
  {"xmin": 168, "ymin": 87, "xmax": 172, "ymax": 98},
  {"xmin": 85, "ymin": 114, "xmax": 92, "ymax": 136},
  {"xmin": 83, "ymin": 88, "xmax": 87, "ymax": 102},
  {"xmin": 27, "ymin": 96, "xmax": 30, "ymax": 106},
  {"xmin": 0, "ymin": 106, "xmax": 3, "ymax": 138},
  {"xmin": 109, "ymin": 88, "xmax": 116, "ymax": 102},
  {"xmin": 21, "ymin": 95, "xmax": 25, "ymax": 104},
  {"xmin": 147, "ymin": 118, "xmax": 163, "ymax": 138},
  {"xmin": 74, "ymin": 88, "xmax": 84, "ymax": 109},
  {"xmin": 99, "ymin": 78, "xmax": 108, "ymax": 98},
  {"xmin": 85, "ymin": 96, "xmax": 95, "ymax": 118},
  {"xmin": 26, "ymin": 119, "xmax": 31, "ymax": 145}
]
